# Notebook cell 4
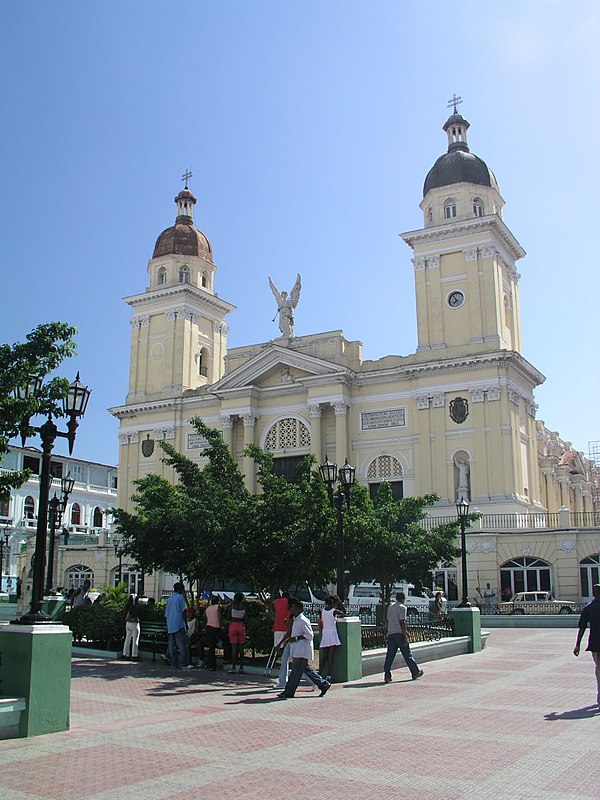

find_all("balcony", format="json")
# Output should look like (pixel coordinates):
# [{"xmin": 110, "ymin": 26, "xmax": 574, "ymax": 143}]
[{"xmin": 421, "ymin": 510, "xmax": 600, "ymax": 532}]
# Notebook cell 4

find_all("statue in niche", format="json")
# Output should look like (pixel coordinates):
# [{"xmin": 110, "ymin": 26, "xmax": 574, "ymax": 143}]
[
  {"xmin": 269, "ymin": 274, "xmax": 302, "ymax": 338},
  {"xmin": 454, "ymin": 456, "xmax": 470, "ymax": 503}
]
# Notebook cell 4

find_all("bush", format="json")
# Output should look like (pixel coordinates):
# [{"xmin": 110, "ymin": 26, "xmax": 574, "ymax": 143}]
[
  {"xmin": 61, "ymin": 598, "xmax": 167, "ymax": 649},
  {"xmin": 245, "ymin": 609, "xmax": 274, "ymax": 656}
]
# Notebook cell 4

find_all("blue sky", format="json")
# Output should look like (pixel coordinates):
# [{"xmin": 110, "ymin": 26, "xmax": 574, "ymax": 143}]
[{"xmin": 1, "ymin": 1, "xmax": 599, "ymax": 468}]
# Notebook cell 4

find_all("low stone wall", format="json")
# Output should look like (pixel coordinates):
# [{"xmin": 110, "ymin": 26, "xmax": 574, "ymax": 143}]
[
  {"xmin": 481, "ymin": 614, "xmax": 579, "ymax": 628},
  {"xmin": 361, "ymin": 632, "xmax": 490, "ymax": 676}
]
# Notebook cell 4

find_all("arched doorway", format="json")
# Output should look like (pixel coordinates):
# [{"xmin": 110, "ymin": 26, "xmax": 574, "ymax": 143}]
[
  {"xmin": 66, "ymin": 564, "xmax": 94, "ymax": 590},
  {"xmin": 434, "ymin": 562, "xmax": 458, "ymax": 601},
  {"xmin": 500, "ymin": 556, "xmax": 552, "ymax": 598}
]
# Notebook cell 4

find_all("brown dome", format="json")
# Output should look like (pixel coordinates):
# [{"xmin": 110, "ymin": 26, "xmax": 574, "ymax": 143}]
[{"xmin": 152, "ymin": 221, "xmax": 212, "ymax": 259}]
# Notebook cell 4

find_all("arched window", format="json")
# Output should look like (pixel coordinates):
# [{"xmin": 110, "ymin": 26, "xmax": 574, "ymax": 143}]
[
  {"xmin": 265, "ymin": 418, "xmax": 311, "ymax": 451},
  {"xmin": 367, "ymin": 455, "xmax": 403, "ymax": 501},
  {"xmin": 66, "ymin": 564, "xmax": 93, "ymax": 590},
  {"xmin": 443, "ymin": 197, "xmax": 457, "ymax": 219},
  {"xmin": 93, "ymin": 507, "xmax": 103, "ymax": 528},
  {"xmin": 178, "ymin": 265, "xmax": 190, "ymax": 284},
  {"xmin": 197, "ymin": 347, "xmax": 209, "ymax": 377},
  {"xmin": 265, "ymin": 417, "xmax": 311, "ymax": 482},
  {"xmin": 500, "ymin": 556, "xmax": 552, "ymax": 597},
  {"xmin": 71, "ymin": 503, "xmax": 81, "ymax": 526},
  {"xmin": 118, "ymin": 566, "xmax": 143, "ymax": 594},
  {"xmin": 24, "ymin": 496, "xmax": 35, "ymax": 519},
  {"xmin": 201, "ymin": 271, "xmax": 208, "ymax": 288},
  {"xmin": 472, "ymin": 197, "xmax": 484, "ymax": 217},
  {"xmin": 426, "ymin": 207, "xmax": 433, "ymax": 224},
  {"xmin": 580, "ymin": 554, "xmax": 600, "ymax": 600},
  {"xmin": 157, "ymin": 266, "xmax": 167, "ymax": 285}
]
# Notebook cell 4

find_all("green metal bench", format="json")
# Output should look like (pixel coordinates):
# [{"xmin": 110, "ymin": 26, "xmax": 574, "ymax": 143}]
[{"xmin": 139, "ymin": 621, "xmax": 169, "ymax": 662}]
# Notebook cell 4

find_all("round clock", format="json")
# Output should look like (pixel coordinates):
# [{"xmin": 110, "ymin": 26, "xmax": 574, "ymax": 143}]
[{"xmin": 448, "ymin": 290, "xmax": 465, "ymax": 308}]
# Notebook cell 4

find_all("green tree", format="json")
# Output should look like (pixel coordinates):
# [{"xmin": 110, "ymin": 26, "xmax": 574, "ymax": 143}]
[
  {"xmin": 112, "ymin": 418, "xmax": 253, "ymax": 589},
  {"xmin": 245, "ymin": 446, "xmax": 337, "ymax": 595},
  {"xmin": 0, "ymin": 322, "xmax": 77, "ymax": 499},
  {"xmin": 345, "ymin": 481, "xmax": 461, "ymax": 607}
]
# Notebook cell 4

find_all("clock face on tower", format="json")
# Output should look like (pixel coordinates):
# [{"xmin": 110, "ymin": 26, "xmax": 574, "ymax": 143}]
[{"xmin": 448, "ymin": 290, "xmax": 465, "ymax": 309}]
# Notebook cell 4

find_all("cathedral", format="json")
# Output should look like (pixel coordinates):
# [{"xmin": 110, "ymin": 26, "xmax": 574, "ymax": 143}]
[{"xmin": 110, "ymin": 106, "xmax": 599, "ymax": 603}]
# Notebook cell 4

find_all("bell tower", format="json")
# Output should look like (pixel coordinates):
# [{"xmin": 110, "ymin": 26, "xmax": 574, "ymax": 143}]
[
  {"xmin": 123, "ymin": 175, "xmax": 236, "ymax": 401},
  {"xmin": 402, "ymin": 99, "xmax": 525, "ymax": 356}
]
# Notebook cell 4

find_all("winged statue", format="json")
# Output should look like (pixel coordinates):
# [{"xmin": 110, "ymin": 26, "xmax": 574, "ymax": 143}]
[{"xmin": 269, "ymin": 273, "xmax": 302, "ymax": 338}]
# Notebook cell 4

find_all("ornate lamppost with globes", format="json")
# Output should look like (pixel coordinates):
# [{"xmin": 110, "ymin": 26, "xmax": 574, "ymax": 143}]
[
  {"xmin": 319, "ymin": 455, "xmax": 356, "ymax": 602},
  {"xmin": 456, "ymin": 498, "xmax": 471, "ymax": 607},
  {"xmin": 113, "ymin": 536, "xmax": 124, "ymax": 586},
  {"xmin": 45, "ymin": 473, "xmax": 75, "ymax": 593},
  {"xmin": 13, "ymin": 373, "xmax": 91, "ymax": 624}
]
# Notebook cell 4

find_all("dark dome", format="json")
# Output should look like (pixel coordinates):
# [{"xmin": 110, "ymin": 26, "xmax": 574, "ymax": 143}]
[
  {"xmin": 152, "ymin": 221, "xmax": 212, "ymax": 260},
  {"xmin": 423, "ymin": 150, "xmax": 498, "ymax": 198}
]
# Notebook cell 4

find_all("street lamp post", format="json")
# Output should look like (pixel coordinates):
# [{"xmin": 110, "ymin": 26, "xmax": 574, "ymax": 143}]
[
  {"xmin": 45, "ymin": 473, "xmax": 75, "ymax": 593},
  {"xmin": 0, "ymin": 531, "xmax": 10, "ymax": 589},
  {"xmin": 113, "ymin": 537, "xmax": 123, "ymax": 586},
  {"xmin": 456, "ymin": 498, "xmax": 471, "ymax": 608},
  {"xmin": 319, "ymin": 456, "xmax": 356, "ymax": 601},
  {"xmin": 13, "ymin": 373, "xmax": 91, "ymax": 623}
]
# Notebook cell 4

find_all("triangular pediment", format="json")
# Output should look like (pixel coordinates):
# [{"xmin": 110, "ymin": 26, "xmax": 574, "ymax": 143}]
[{"xmin": 211, "ymin": 344, "xmax": 350, "ymax": 393}]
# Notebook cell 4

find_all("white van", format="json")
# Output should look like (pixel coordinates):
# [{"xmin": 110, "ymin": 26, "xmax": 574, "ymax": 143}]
[{"xmin": 347, "ymin": 582, "xmax": 434, "ymax": 614}]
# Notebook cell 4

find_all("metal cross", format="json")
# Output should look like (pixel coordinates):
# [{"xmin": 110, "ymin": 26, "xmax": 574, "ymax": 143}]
[
  {"xmin": 447, "ymin": 94, "xmax": 463, "ymax": 114},
  {"xmin": 181, "ymin": 168, "xmax": 193, "ymax": 188}
]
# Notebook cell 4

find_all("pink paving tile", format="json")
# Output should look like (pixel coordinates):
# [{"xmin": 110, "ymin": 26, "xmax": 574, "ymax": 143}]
[
  {"xmin": 303, "ymin": 731, "xmax": 529, "ymax": 779},
  {"xmin": 412, "ymin": 706, "xmax": 562, "ymax": 737},
  {"xmin": 83, "ymin": 705, "xmax": 226, "ymax": 732},
  {"xmin": 165, "ymin": 768, "xmax": 461, "ymax": 800},
  {"xmin": 547, "ymin": 754, "xmax": 600, "ymax": 797},
  {"xmin": 0, "ymin": 744, "xmax": 205, "ymax": 800},
  {"xmin": 167, "ymin": 718, "xmax": 330, "ymax": 752}
]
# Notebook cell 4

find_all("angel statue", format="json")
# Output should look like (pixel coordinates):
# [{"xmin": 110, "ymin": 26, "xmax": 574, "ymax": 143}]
[{"xmin": 269, "ymin": 273, "xmax": 302, "ymax": 338}]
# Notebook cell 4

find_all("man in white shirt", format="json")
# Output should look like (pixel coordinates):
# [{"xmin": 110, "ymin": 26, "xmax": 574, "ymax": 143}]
[
  {"xmin": 384, "ymin": 591, "xmax": 424, "ymax": 683},
  {"xmin": 276, "ymin": 599, "xmax": 331, "ymax": 699}
]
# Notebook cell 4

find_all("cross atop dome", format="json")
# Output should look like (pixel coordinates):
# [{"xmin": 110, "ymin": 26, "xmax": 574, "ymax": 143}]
[
  {"xmin": 447, "ymin": 93, "xmax": 463, "ymax": 114},
  {"xmin": 181, "ymin": 168, "xmax": 193, "ymax": 189}
]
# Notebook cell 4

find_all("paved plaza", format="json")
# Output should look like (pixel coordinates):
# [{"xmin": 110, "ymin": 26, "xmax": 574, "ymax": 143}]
[{"xmin": 0, "ymin": 628, "xmax": 598, "ymax": 800}]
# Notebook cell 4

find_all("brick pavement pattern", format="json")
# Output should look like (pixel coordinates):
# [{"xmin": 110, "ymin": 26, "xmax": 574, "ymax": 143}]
[{"xmin": 0, "ymin": 628, "xmax": 598, "ymax": 800}]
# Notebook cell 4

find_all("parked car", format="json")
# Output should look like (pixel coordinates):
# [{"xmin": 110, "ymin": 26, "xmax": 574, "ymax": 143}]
[
  {"xmin": 347, "ymin": 582, "xmax": 440, "ymax": 615},
  {"xmin": 498, "ymin": 591, "xmax": 578, "ymax": 615}
]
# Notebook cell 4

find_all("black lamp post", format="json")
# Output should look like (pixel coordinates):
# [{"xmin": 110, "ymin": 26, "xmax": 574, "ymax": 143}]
[
  {"xmin": 456, "ymin": 498, "xmax": 471, "ymax": 608},
  {"xmin": 14, "ymin": 373, "xmax": 91, "ymax": 623},
  {"xmin": 0, "ymin": 531, "xmax": 10, "ymax": 588},
  {"xmin": 113, "ymin": 537, "xmax": 123, "ymax": 586},
  {"xmin": 45, "ymin": 473, "xmax": 75, "ymax": 593},
  {"xmin": 319, "ymin": 455, "xmax": 356, "ymax": 601}
]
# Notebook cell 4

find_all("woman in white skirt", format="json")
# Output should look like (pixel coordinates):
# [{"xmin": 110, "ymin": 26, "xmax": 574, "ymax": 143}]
[
  {"xmin": 122, "ymin": 594, "xmax": 140, "ymax": 660},
  {"xmin": 318, "ymin": 595, "xmax": 346, "ymax": 680}
]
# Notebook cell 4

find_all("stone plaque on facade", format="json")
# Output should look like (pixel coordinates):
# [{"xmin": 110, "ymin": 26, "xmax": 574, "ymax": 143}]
[
  {"xmin": 187, "ymin": 433, "xmax": 208, "ymax": 450},
  {"xmin": 361, "ymin": 409, "xmax": 406, "ymax": 430}
]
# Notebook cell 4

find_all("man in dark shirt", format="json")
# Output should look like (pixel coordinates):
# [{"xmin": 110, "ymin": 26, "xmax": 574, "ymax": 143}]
[{"xmin": 574, "ymin": 583, "xmax": 600, "ymax": 708}]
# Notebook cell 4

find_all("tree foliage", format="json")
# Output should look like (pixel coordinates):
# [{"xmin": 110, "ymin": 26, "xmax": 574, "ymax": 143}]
[
  {"xmin": 244, "ymin": 446, "xmax": 337, "ymax": 594},
  {"xmin": 112, "ymin": 418, "xmax": 253, "ymax": 587},
  {"xmin": 345, "ymin": 481, "xmax": 461, "ymax": 606},
  {"xmin": 0, "ymin": 322, "xmax": 77, "ymax": 499}
]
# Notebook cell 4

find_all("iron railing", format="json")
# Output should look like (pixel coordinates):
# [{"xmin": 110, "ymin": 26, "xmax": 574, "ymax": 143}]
[{"xmin": 361, "ymin": 613, "xmax": 454, "ymax": 650}]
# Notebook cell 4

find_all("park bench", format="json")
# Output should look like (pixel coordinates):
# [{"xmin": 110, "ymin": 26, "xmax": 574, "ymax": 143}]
[{"xmin": 139, "ymin": 620, "xmax": 169, "ymax": 661}]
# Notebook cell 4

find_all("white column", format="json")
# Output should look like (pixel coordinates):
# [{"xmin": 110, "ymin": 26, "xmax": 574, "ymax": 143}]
[
  {"xmin": 331, "ymin": 401, "xmax": 349, "ymax": 468},
  {"xmin": 307, "ymin": 403, "xmax": 322, "ymax": 463}
]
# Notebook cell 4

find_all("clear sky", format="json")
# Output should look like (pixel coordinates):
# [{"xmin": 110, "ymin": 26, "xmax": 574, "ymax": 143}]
[{"xmin": 1, "ymin": 1, "xmax": 599, "ymax": 468}]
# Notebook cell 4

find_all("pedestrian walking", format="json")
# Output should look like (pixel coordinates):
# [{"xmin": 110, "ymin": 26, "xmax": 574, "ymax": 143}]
[
  {"xmin": 276, "ymin": 598, "xmax": 330, "ymax": 699},
  {"xmin": 272, "ymin": 591, "xmax": 291, "ymax": 689},
  {"xmin": 122, "ymin": 594, "xmax": 140, "ymax": 660},
  {"xmin": 573, "ymin": 583, "xmax": 600, "ymax": 708},
  {"xmin": 384, "ymin": 591, "xmax": 424, "ymax": 683},
  {"xmin": 165, "ymin": 583, "xmax": 192, "ymax": 669}
]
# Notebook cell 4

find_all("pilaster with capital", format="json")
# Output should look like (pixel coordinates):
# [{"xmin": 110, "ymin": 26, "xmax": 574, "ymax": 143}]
[
  {"xmin": 242, "ymin": 413, "xmax": 257, "ymax": 492},
  {"xmin": 331, "ymin": 401, "xmax": 349, "ymax": 468},
  {"xmin": 307, "ymin": 403, "xmax": 322, "ymax": 462},
  {"xmin": 219, "ymin": 413, "xmax": 235, "ymax": 454}
]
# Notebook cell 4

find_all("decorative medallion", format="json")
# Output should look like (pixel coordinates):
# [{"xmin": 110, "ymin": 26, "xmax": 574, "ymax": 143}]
[
  {"xmin": 479, "ymin": 540, "xmax": 495, "ymax": 553},
  {"xmin": 560, "ymin": 540, "xmax": 575, "ymax": 552},
  {"xmin": 141, "ymin": 434, "xmax": 155, "ymax": 458},
  {"xmin": 449, "ymin": 397, "xmax": 469, "ymax": 424}
]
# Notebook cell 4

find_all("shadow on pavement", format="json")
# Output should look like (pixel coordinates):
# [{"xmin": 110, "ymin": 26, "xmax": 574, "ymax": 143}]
[{"xmin": 544, "ymin": 705, "xmax": 600, "ymax": 720}]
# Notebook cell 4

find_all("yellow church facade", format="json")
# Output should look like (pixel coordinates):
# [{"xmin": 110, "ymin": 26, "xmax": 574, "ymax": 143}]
[{"xmin": 110, "ymin": 108, "xmax": 599, "ymax": 603}]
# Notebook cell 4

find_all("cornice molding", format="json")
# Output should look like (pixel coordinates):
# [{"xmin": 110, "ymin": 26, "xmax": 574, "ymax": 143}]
[
  {"xmin": 401, "ymin": 216, "xmax": 526, "ymax": 263},
  {"xmin": 124, "ymin": 284, "xmax": 236, "ymax": 317}
]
